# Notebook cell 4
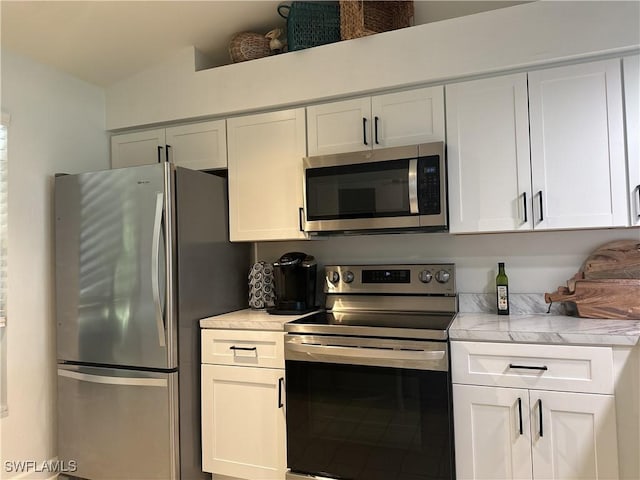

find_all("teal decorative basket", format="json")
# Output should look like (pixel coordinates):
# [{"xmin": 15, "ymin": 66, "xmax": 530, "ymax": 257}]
[{"xmin": 278, "ymin": 1, "xmax": 341, "ymax": 52}]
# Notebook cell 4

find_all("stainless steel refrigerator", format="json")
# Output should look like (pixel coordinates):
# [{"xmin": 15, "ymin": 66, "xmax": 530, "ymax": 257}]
[{"xmin": 55, "ymin": 163, "xmax": 250, "ymax": 480}]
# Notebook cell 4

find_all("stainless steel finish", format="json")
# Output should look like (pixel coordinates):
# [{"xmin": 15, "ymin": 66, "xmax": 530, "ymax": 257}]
[
  {"xmin": 285, "ymin": 335, "xmax": 449, "ymax": 371},
  {"xmin": 57, "ymin": 364, "xmax": 178, "ymax": 480},
  {"xmin": 304, "ymin": 144, "xmax": 422, "ymax": 168},
  {"xmin": 408, "ymin": 157, "xmax": 419, "ymax": 214},
  {"xmin": 152, "ymin": 191, "xmax": 166, "ymax": 347},
  {"xmin": 343, "ymin": 271, "xmax": 354, "ymax": 283},
  {"xmin": 306, "ymin": 215, "xmax": 422, "ymax": 233},
  {"xmin": 324, "ymin": 264, "xmax": 456, "ymax": 296},
  {"xmin": 303, "ymin": 142, "xmax": 447, "ymax": 233},
  {"xmin": 55, "ymin": 165, "xmax": 250, "ymax": 480},
  {"xmin": 55, "ymin": 163, "xmax": 172, "ymax": 369},
  {"xmin": 436, "ymin": 269, "xmax": 451, "ymax": 283},
  {"xmin": 419, "ymin": 269, "xmax": 433, "ymax": 283},
  {"xmin": 163, "ymin": 164, "xmax": 177, "ymax": 368},
  {"xmin": 173, "ymin": 168, "xmax": 250, "ymax": 480},
  {"xmin": 328, "ymin": 270, "xmax": 340, "ymax": 284},
  {"xmin": 287, "ymin": 472, "xmax": 339, "ymax": 480}
]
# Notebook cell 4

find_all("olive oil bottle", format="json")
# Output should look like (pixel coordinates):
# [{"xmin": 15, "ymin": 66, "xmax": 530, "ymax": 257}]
[{"xmin": 496, "ymin": 262, "xmax": 509, "ymax": 315}]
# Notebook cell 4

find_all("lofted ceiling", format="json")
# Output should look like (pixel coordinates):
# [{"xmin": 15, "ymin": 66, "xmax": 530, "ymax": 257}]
[{"xmin": 1, "ymin": 1, "xmax": 529, "ymax": 88}]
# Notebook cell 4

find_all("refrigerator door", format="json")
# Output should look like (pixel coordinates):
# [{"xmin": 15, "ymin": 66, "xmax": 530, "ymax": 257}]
[
  {"xmin": 55, "ymin": 163, "xmax": 176, "ymax": 369},
  {"xmin": 57, "ymin": 365, "xmax": 179, "ymax": 480}
]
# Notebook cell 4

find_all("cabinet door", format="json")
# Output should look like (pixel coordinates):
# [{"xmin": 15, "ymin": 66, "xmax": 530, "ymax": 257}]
[
  {"xmin": 624, "ymin": 55, "xmax": 640, "ymax": 226},
  {"xmin": 306, "ymin": 97, "xmax": 372, "ymax": 155},
  {"xmin": 371, "ymin": 86, "xmax": 445, "ymax": 149},
  {"xmin": 165, "ymin": 120, "xmax": 226, "ymax": 170},
  {"xmin": 111, "ymin": 129, "xmax": 166, "ymax": 168},
  {"xmin": 530, "ymin": 390, "xmax": 619, "ymax": 480},
  {"xmin": 453, "ymin": 384, "xmax": 533, "ymax": 480},
  {"xmin": 529, "ymin": 59, "xmax": 627, "ymax": 229},
  {"xmin": 227, "ymin": 108, "xmax": 307, "ymax": 241},
  {"xmin": 446, "ymin": 74, "xmax": 532, "ymax": 233},
  {"xmin": 201, "ymin": 364, "xmax": 286, "ymax": 479}
]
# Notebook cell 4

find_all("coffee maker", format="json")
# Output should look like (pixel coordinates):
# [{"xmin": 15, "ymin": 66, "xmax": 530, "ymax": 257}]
[{"xmin": 270, "ymin": 252, "xmax": 317, "ymax": 314}]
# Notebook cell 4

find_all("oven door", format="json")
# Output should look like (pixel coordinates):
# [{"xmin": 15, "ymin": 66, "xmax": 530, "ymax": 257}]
[{"xmin": 284, "ymin": 335, "xmax": 454, "ymax": 480}]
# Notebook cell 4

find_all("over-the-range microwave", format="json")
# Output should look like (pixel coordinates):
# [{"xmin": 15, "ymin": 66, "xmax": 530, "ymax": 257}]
[{"xmin": 302, "ymin": 142, "xmax": 448, "ymax": 234}]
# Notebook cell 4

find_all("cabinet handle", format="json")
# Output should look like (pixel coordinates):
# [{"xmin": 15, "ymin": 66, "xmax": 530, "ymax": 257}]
[
  {"xmin": 537, "ymin": 190, "xmax": 544, "ymax": 222},
  {"xmin": 229, "ymin": 346, "xmax": 257, "ymax": 352},
  {"xmin": 165, "ymin": 144, "xmax": 171, "ymax": 163},
  {"xmin": 522, "ymin": 192, "xmax": 528, "ymax": 223},
  {"xmin": 517, "ymin": 397, "xmax": 523, "ymax": 435},
  {"xmin": 298, "ymin": 207, "xmax": 304, "ymax": 232},
  {"xmin": 508, "ymin": 363, "xmax": 548, "ymax": 371},
  {"xmin": 157, "ymin": 146, "xmax": 164, "ymax": 163},
  {"xmin": 374, "ymin": 116, "xmax": 380, "ymax": 145},
  {"xmin": 635, "ymin": 185, "xmax": 640, "ymax": 218},
  {"xmin": 362, "ymin": 117, "xmax": 368, "ymax": 146},
  {"xmin": 538, "ymin": 398, "xmax": 544, "ymax": 437},
  {"xmin": 278, "ymin": 377, "xmax": 284, "ymax": 408}
]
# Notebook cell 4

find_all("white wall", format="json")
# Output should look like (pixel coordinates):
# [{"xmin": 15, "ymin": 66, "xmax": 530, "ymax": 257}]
[
  {"xmin": 256, "ymin": 228, "xmax": 640, "ymax": 295},
  {"xmin": 0, "ymin": 49, "xmax": 108, "ymax": 479}
]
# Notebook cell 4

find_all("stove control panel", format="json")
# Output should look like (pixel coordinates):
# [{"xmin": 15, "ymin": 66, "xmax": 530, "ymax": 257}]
[{"xmin": 324, "ymin": 264, "xmax": 456, "ymax": 295}]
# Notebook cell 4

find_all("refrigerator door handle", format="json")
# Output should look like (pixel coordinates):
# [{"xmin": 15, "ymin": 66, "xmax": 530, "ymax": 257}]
[
  {"xmin": 151, "ymin": 192, "xmax": 166, "ymax": 347},
  {"xmin": 58, "ymin": 368, "xmax": 168, "ymax": 387}
]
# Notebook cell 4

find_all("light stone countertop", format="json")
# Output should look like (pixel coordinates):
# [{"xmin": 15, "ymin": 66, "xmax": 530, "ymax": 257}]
[
  {"xmin": 199, "ymin": 308, "xmax": 321, "ymax": 331},
  {"xmin": 450, "ymin": 312, "xmax": 640, "ymax": 347}
]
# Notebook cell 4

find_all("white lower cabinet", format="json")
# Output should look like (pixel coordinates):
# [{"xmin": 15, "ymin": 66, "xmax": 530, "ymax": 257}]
[
  {"xmin": 201, "ymin": 329, "xmax": 286, "ymax": 480},
  {"xmin": 452, "ymin": 341, "xmax": 620, "ymax": 480}
]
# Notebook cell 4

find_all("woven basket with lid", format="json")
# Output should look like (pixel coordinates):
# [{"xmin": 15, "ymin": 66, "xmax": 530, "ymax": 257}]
[{"xmin": 340, "ymin": 0, "xmax": 414, "ymax": 40}]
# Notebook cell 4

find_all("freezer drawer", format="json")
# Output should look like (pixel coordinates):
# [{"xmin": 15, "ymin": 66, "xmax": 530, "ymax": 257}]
[{"xmin": 57, "ymin": 365, "xmax": 178, "ymax": 480}]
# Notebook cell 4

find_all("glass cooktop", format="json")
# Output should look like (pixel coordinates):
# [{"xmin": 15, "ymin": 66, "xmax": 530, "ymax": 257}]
[{"xmin": 285, "ymin": 310, "xmax": 455, "ymax": 340}]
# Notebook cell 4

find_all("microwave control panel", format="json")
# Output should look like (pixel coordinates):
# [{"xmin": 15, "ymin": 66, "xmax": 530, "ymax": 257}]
[{"xmin": 417, "ymin": 156, "xmax": 441, "ymax": 214}]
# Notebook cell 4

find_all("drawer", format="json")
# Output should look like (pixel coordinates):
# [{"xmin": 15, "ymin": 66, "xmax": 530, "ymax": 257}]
[
  {"xmin": 201, "ymin": 329, "xmax": 284, "ymax": 369},
  {"xmin": 451, "ymin": 341, "xmax": 614, "ymax": 394}
]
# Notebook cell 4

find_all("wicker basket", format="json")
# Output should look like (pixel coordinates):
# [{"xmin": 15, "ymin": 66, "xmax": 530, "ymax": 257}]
[
  {"xmin": 278, "ymin": 2, "xmax": 341, "ymax": 52},
  {"xmin": 340, "ymin": 1, "xmax": 414, "ymax": 40},
  {"xmin": 229, "ymin": 32, "xmax": 272, "ymax": 63}
]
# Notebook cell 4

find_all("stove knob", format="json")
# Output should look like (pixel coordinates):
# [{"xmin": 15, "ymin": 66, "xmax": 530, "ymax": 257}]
[
  {"xmin": 327, "ymin": 271, "xmax": 340, "ymax": 284},
  {"xmin": 419, "ymin": 270, "xmax": 433, "ymax": 283},
  {"xmin": 344, "ymin": 271, "xmax": 355, "ymax": 283},
  {"xmin": 435, "ymin": 270, "xmax": 451, "ymax": 284}
]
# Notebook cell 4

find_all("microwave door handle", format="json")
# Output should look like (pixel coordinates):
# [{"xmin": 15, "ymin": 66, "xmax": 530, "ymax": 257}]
[{"xmin": 408, "ymin": 158, "xmax": 419, "ymax": 214}]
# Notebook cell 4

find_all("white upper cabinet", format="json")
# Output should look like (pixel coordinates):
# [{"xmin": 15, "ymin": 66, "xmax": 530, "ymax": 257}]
[
  {"xmin": 446, "ymin": 73, "xmax": 532, "ymax": 233},
  {"xmin": 306, "ymin": 86, "xmax": 445, "ymax": 156},
  {"xmin": 111, "ymin": 128, "xmax": 166, "ymax": 168},
  {"xmin": 528, "ymin": 59, "xmax": 627, "ymax": 229},
  {"xmin": 624, "ymin": 54, "xmax": 640, "ymax": 226},
  {"xmin": 227, "ymin": 108, "xmax": 307, "ymax": 242},
  {"xmin": 111, "ymin": 120, "xmax": 227, "ymax": 170},
  {"xmin": 165, "ymin": 120, "xmax": 227, "ymax": 170}
]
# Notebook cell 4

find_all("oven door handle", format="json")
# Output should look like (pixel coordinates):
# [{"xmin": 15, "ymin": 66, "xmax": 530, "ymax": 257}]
[
  {"xmin": 288, "ymin": 342, "xmax": 445, "ymax": 363},
  {"xmin": 408, "ymin": 158, "xmax": 419, "ymax": 214}
]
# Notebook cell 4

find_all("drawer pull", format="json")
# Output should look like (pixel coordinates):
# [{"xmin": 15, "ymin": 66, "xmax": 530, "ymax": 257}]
[
  {"xmin": 517, "ymin": 397, "xmax": 523, "ymax": 435},
  {"xmin": 508, "ymin": 363, "xmax": 548, "ymax": 371},
  {"xmin": 229, "ymin": 346, "xmax": 257, "ymax": 352}
]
